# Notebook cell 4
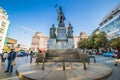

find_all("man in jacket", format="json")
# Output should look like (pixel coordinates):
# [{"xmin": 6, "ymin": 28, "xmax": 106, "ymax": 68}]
[{"xmin": 4, "ymin": 49, "xmax": 16, "ymax": 73}]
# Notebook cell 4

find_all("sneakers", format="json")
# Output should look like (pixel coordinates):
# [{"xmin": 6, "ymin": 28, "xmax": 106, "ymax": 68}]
[
  {"xmin": 114, "ymin": 63, "xmax": 118, "ymax": 66},
  {"xmin": 4, "ymin": 70, "xmax": 12, "ymax": 73},
  {"xmin": 4, "ymin": 71, "xmax": 9, "ymax": 73}
]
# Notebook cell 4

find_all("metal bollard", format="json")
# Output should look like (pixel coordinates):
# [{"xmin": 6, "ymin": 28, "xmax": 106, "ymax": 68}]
[
  {"xmin": 88, "ymin": 57, "xmax": 90, "ymax": 65},
  {"xmin": 83, "ymin": 59, "xmax": 86, "ymax": 70},
  {"xmin": 42, "ymin": 58, "xmax": 45, "ymax": 70},
  {"xmin": 63, "ymin": 61, "xmax": 65, "ymax": 70},
  {"xmin": 94, "ymin": 56, "xmax": 96, "ymax": 63}
]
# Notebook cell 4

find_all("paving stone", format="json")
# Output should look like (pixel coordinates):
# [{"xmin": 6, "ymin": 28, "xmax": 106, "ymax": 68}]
[
  {"xmin": 0, "ymin": 55, "xmax": 120, "ymax": 80},
  {"xmin": 16, "ymin": 62, "xmax": 112, "ymax": 80}
]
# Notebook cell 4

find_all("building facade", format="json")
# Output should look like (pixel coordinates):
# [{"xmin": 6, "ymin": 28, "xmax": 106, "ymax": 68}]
[
  {"xmin": 80, "ymin": 32, "xmax": 88, "ymax": 39},
  {"xmin": 31, "ymin": 32, "xmax": 49, "ymax": 51},
  {"xmin": 98, "ymin": 4, "xmax": 120, "ymax": 40},
  {"xmin": 0, "ymin": 7, "xmax": 10, "ymax": 53},
  {"xmin": 31, "ymin": 32, "xmax": 88, "ymax": 51},
  {"xmin": 73, "ymin": 36, "xmax": 80, "ymax": 48},
  {"xmin": 3, "ymin": 37, "xmax": 17, "ymax": 53}
]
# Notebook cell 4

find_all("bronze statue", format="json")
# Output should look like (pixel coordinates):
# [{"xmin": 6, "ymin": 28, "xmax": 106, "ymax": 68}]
[
  {"xmin": 50, "ymin": 24, "xmax": 56, "ymax": 38},
  {"xmin": 67, "ymin": 22, "xmax": 73, "ymax": 38},
  {"xmin": 57, "ymin": 6, "xmax": 65, "ymax": 23}
]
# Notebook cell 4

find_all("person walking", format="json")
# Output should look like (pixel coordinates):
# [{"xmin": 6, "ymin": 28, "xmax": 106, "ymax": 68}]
[
  {"xmin": 35, "ymin": 48, "xmax": 43, "ymax": 65},
  {"xmin": 1, "ymin": 53, "xmax": 3, "ymax": 63},
  {"xmin": 114, "ymin": 50, "xmax": 120, "ymax": 66},
  {"xmin": 4, "ymin": 49, "xmax": 16, "ymax": 73},
  {"xmin": 2, "ymin": 51, "xmax": 8, "ymax": 64},
  {"xmin": 26, "ymin": 51, "xmax": 29, "ymax": 58},
  {"xmin": 30, "ymin": 50, "xmax": 34, "ymax": 64}
]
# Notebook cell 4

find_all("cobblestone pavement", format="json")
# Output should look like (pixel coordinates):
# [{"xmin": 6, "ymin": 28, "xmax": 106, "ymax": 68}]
[
  {"xmin": 0, "ymin": 55, "xmax": 120, "ymax": 80},
  {"xmin": 0, "ymin": 56, "xmax": 33, "ymax": 80},
  {"xmin": 94, "ymin": 55, "xmax": 120, "ymax": 80}
]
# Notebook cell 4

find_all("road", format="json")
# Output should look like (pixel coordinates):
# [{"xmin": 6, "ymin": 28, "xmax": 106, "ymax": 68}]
[{"xmin": 0, "ymin": 55, "xmax": 120, "ymax": 80}]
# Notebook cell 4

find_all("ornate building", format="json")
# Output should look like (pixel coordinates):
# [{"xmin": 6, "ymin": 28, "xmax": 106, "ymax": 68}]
[
  {"xmin": 31, "ymin": 31, "xmax": 88, "ymax": 51},
  {"xmin": 0, "ymin": 7, "xmax": 10, "ymax": 53},
  {"xmin": 31, "ymin": 32, "xmax": 49, "ymax": 51},
  {"xmin": 73, "ymin": 36, "xmax": 80, "ymax": 48},
  {"xmin": 80, "ymin": 32, "xmax": 88, "ymax": 39}
]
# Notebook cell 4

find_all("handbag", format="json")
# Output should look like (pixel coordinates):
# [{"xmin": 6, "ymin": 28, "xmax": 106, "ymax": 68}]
[{"xmin": 12, "ymin": 60, "xmax": 16, "ymax": 65}]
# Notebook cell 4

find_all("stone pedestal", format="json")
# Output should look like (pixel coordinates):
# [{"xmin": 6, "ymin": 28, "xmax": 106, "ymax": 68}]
[
  {"xmin": 48, "ymin": 39, "xmax": 56, "ymax": 49},
  {"xmin": 57, "ymin": 23, "xmax": 67, "ymax": 41},
  {"xmin": 68, "ymin": 38, "xmax": 74, "ymax": 49},
  {"xmin": 56, "ymin": 41, "xmax": 68, "ymax": 49}
]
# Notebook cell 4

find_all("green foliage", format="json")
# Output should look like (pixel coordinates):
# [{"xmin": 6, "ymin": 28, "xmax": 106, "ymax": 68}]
[
  {"xmin": 78, "ymin": 31, "xmax": 108, "ymax": 49},
  {"xmin": 94, "ymin": 31, "xmax": 108, "ymax": 49},
  {"xmin": 77, "ymin": 38, "xmax": 87, "ymax": 49},
  {"xmin": 109, "ymin": 37, "xmax": 120, "ymax": 50}
]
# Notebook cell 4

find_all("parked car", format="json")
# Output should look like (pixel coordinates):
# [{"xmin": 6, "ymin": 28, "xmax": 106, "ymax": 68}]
[
  {"xmin": 103, "ymin": 52, "xmax": 115, "ymax": 57},
  {"xmin": 17, "ymin": 51, "xmax": 27, "ymax": 57}
]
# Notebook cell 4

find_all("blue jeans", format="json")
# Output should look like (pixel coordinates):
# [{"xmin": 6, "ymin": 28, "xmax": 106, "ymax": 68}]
[{"xmin": 7, "ymin": 60, "xmax": 13, "ymax": 72}]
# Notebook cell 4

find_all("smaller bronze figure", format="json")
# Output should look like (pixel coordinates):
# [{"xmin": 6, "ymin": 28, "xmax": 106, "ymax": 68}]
[
  {"xmin": 50, "ymin": 24, "xmax": 56, "ymax": 38},
  {"xmin": 67, "ymin": 22, "xmax": 73, "ymax": 38}
]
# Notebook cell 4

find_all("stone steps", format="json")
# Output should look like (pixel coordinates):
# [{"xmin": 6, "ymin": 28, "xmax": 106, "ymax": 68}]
[
  {"xmin": 46, "ymin": 49, "xmax": 80, "ymax": 62},
  {"xmin": 46, "ymin": 53, "xmax": 79, "ymax": 62},
  {"xmin": 46, "ymin": 52, "xmax": 78, "ymax": 57},
  {"xmin": 45, "ymin": 58, "xmax": 81, "ymax": 62}
]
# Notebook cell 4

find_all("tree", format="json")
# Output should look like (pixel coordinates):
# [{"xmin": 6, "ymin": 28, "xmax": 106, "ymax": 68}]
[
  {"xmin": 78, "ymin": 38, "xmax": 87, "ymax": 49},
  {"xmin": 110, "ymin": 37, "xmax": 120, "ymax": 51},
  {"xmin": 94, "ymin": 31, "xmax": 108, "ymax": 49},
  {"xmin": 77, "ymin": 31, "xmax": 108, "ymax": 49}
]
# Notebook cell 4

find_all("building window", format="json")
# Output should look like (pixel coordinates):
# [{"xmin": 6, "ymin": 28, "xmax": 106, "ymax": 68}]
[
  {"xmin": 0, "ymin": 28, "xmax": 4, "ymax": 33},
  {"xmin": 2, "ymin": 22, "xmax": 6, "ymax": 28}
]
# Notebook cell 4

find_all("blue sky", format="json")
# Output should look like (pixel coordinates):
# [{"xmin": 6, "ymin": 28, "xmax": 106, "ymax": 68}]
[{"xmin": 0, "ymin": 0, "xmax": 120, "ymax": 48}]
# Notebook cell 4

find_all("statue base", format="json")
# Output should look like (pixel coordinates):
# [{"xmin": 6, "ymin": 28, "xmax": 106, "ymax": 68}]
[
  {"xmin": 68, "ymin": 38, "xmax": 74, "ymax": 49},
  {"xmin": 48, "ymin": 39, "xmax": 56, "ymax": 49},
  {"xmin": 57, "ymin": 23, "xmax": 67, "ymax": 41},
  {"xmin": 56, "ymin": 41, "xmax": 68, "ymax": 49}
]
